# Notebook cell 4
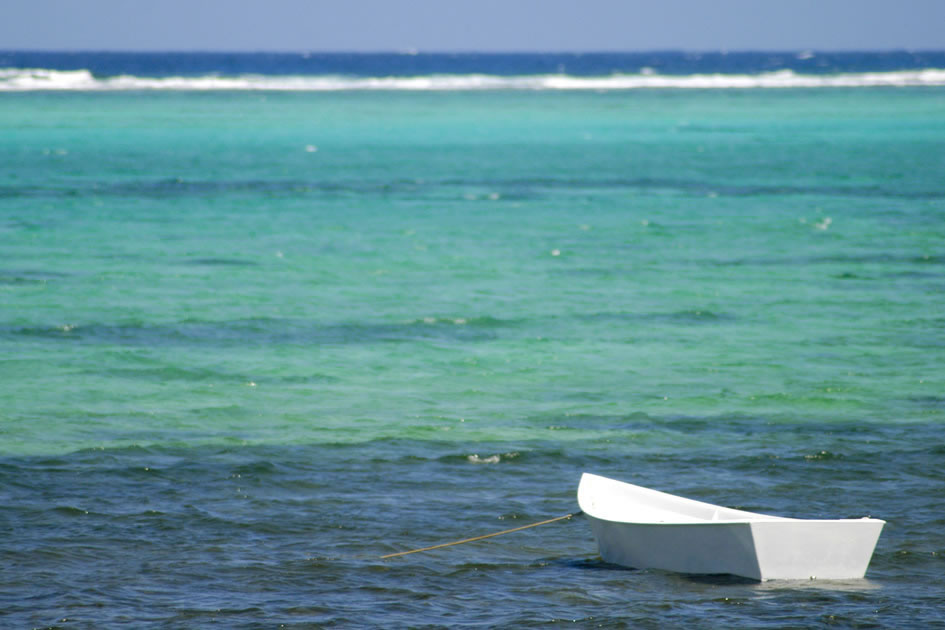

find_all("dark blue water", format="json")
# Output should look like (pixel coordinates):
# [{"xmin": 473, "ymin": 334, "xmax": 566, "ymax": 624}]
[{"xmin": 3, "ymin": 50, "xmax": 945, "ymax": 77}]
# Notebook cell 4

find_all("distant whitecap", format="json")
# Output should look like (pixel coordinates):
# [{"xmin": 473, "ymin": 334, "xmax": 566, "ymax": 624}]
[
  {"xmin": 467, "ymin": 454, "xmax": 501, "ymax": 464},
  {"xmin": 4, "ymin": 67, "xmax": 945, "ymax": 91}
]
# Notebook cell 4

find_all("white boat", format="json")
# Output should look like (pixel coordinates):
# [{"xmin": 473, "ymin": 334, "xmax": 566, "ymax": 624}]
[{"xmin": 577, "ymin": 473, "xmax": 884, "ymax": 581}]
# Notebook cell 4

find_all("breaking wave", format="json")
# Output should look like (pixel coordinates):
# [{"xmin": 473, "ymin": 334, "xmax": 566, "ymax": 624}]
[{"xmin": 3, "ymin": 67, "xmax": 945, "ymax": 91}]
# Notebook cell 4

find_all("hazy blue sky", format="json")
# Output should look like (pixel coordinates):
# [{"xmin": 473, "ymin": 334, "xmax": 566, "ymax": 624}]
[{"xmin": 3, "ymin": 0, "xmax": 944, "ymax": 52}]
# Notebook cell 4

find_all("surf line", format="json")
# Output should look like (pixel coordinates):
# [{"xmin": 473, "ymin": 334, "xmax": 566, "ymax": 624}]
[{"xmin": 380, "ymin": 511, "xmax": 583, "ymax": 559}]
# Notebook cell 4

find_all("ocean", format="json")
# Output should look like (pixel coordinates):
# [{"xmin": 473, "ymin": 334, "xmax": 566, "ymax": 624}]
[{"xmin": 1, "ymin": 51, "xmax": 943, "ymax": 627}]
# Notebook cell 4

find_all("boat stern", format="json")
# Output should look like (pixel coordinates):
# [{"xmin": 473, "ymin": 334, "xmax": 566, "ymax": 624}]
[{"xmin": 750, "ymin": 518, "xmax": 885, "ymax": 580}]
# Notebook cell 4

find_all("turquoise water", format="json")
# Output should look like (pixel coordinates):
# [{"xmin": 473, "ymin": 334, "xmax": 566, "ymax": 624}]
[{"xmin": 2, "ymin": 87, "xmax": 944, "ymax": 626}]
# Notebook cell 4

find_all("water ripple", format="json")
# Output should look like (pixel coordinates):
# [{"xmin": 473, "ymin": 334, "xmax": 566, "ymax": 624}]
[
  {"xmin": 2, "ymin": 175, "xmax": 943, "ymax": 201},
  {"xmin": 1, "ymin": 316, "xmax": 516, "ymax": 347}
]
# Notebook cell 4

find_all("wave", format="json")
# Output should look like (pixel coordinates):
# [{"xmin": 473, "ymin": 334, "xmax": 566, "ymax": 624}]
[
  {"xmin": 4, "ymin": 175, "xmax": 943, "ymax": 202},
  {"xmin": 3, "ymin": 67, "xmax": 945, "ymax": 91},
  {"xmin": 1, "ymin": 316, "xmax": 512, "ymax": 347}
]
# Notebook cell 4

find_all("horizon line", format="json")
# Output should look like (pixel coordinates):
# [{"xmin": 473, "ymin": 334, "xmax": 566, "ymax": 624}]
[{"xmin": 3, "ymin": 48, "xmax": 945, "ymax": 56}]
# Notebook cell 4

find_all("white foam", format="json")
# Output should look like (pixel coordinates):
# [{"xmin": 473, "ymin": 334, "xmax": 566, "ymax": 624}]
[
  {"xmin": 467, "ymin": 454, "xmax": 501, "ymax": 464},
  {"xmin": 0, "ymin": 68, "xmax": 98, "ymax": 89},
  {"xmin": 2, "ymin": 68, "xmax": 945, "ymax": 91},
  {"xmin": 814, "ymin": 217, "xmax": 833, "ymax": 230}
]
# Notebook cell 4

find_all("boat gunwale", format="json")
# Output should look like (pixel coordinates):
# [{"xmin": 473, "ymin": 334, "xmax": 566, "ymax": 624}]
[{"xmin": 583, "ymin": 514, "xmax": 886, "ymax": 526}]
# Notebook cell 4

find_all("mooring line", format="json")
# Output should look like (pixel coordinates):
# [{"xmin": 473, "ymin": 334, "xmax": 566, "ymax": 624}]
[{"xmin": 380, "ymin": 511, "xmax": 583, "ymax": 559}]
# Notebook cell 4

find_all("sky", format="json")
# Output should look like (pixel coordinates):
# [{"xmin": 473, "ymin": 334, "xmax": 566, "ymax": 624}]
[{"xmin": 3, "ymin": 0, "xmax": 944, "ymax": 52}]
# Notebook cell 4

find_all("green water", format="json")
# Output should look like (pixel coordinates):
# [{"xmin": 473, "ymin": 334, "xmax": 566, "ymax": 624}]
[{"xmin": 1, "ymin": 88, "xmax": 944, "ymax": 627}]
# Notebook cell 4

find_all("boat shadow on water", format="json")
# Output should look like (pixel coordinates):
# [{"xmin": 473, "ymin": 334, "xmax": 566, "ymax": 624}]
[{"xmin": 548, "ymin": 556, "xmax": 755, "ymax": 582}]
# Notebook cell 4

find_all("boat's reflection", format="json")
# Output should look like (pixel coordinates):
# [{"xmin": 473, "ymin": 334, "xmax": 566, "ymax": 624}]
[
  {"xmin": 682, "ymin": 573, "xmax": 881, "ymax": 592},
  {"xmin": 556, "ymin": 556, "xmax": 881, "ymax": 591}
]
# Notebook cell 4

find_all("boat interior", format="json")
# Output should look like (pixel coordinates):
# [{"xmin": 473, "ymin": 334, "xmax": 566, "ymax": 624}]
[{"xmin": 578, "ymin": 473, "xmax": 787, "ymax": 524}]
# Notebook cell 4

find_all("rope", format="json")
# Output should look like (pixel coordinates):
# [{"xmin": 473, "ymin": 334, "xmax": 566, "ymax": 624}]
[{"xmin": 380, "ymin": 511, "xmax": 582, "ymax": 559}]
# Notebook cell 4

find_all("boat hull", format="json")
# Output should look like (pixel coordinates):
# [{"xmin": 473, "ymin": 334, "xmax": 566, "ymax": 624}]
[
  {"xmin": 586, "ymin": 514, "xmax": 884, "ymax": 580},
  {"xmin": 579, "ymin": 473, "xmax": 884, "ymax": 581}
]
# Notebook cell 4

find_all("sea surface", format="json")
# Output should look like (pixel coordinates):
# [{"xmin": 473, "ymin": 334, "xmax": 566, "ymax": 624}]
[{"xmin": 1, "ymin": 52, "xmax": 944, "ymax": 628}]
